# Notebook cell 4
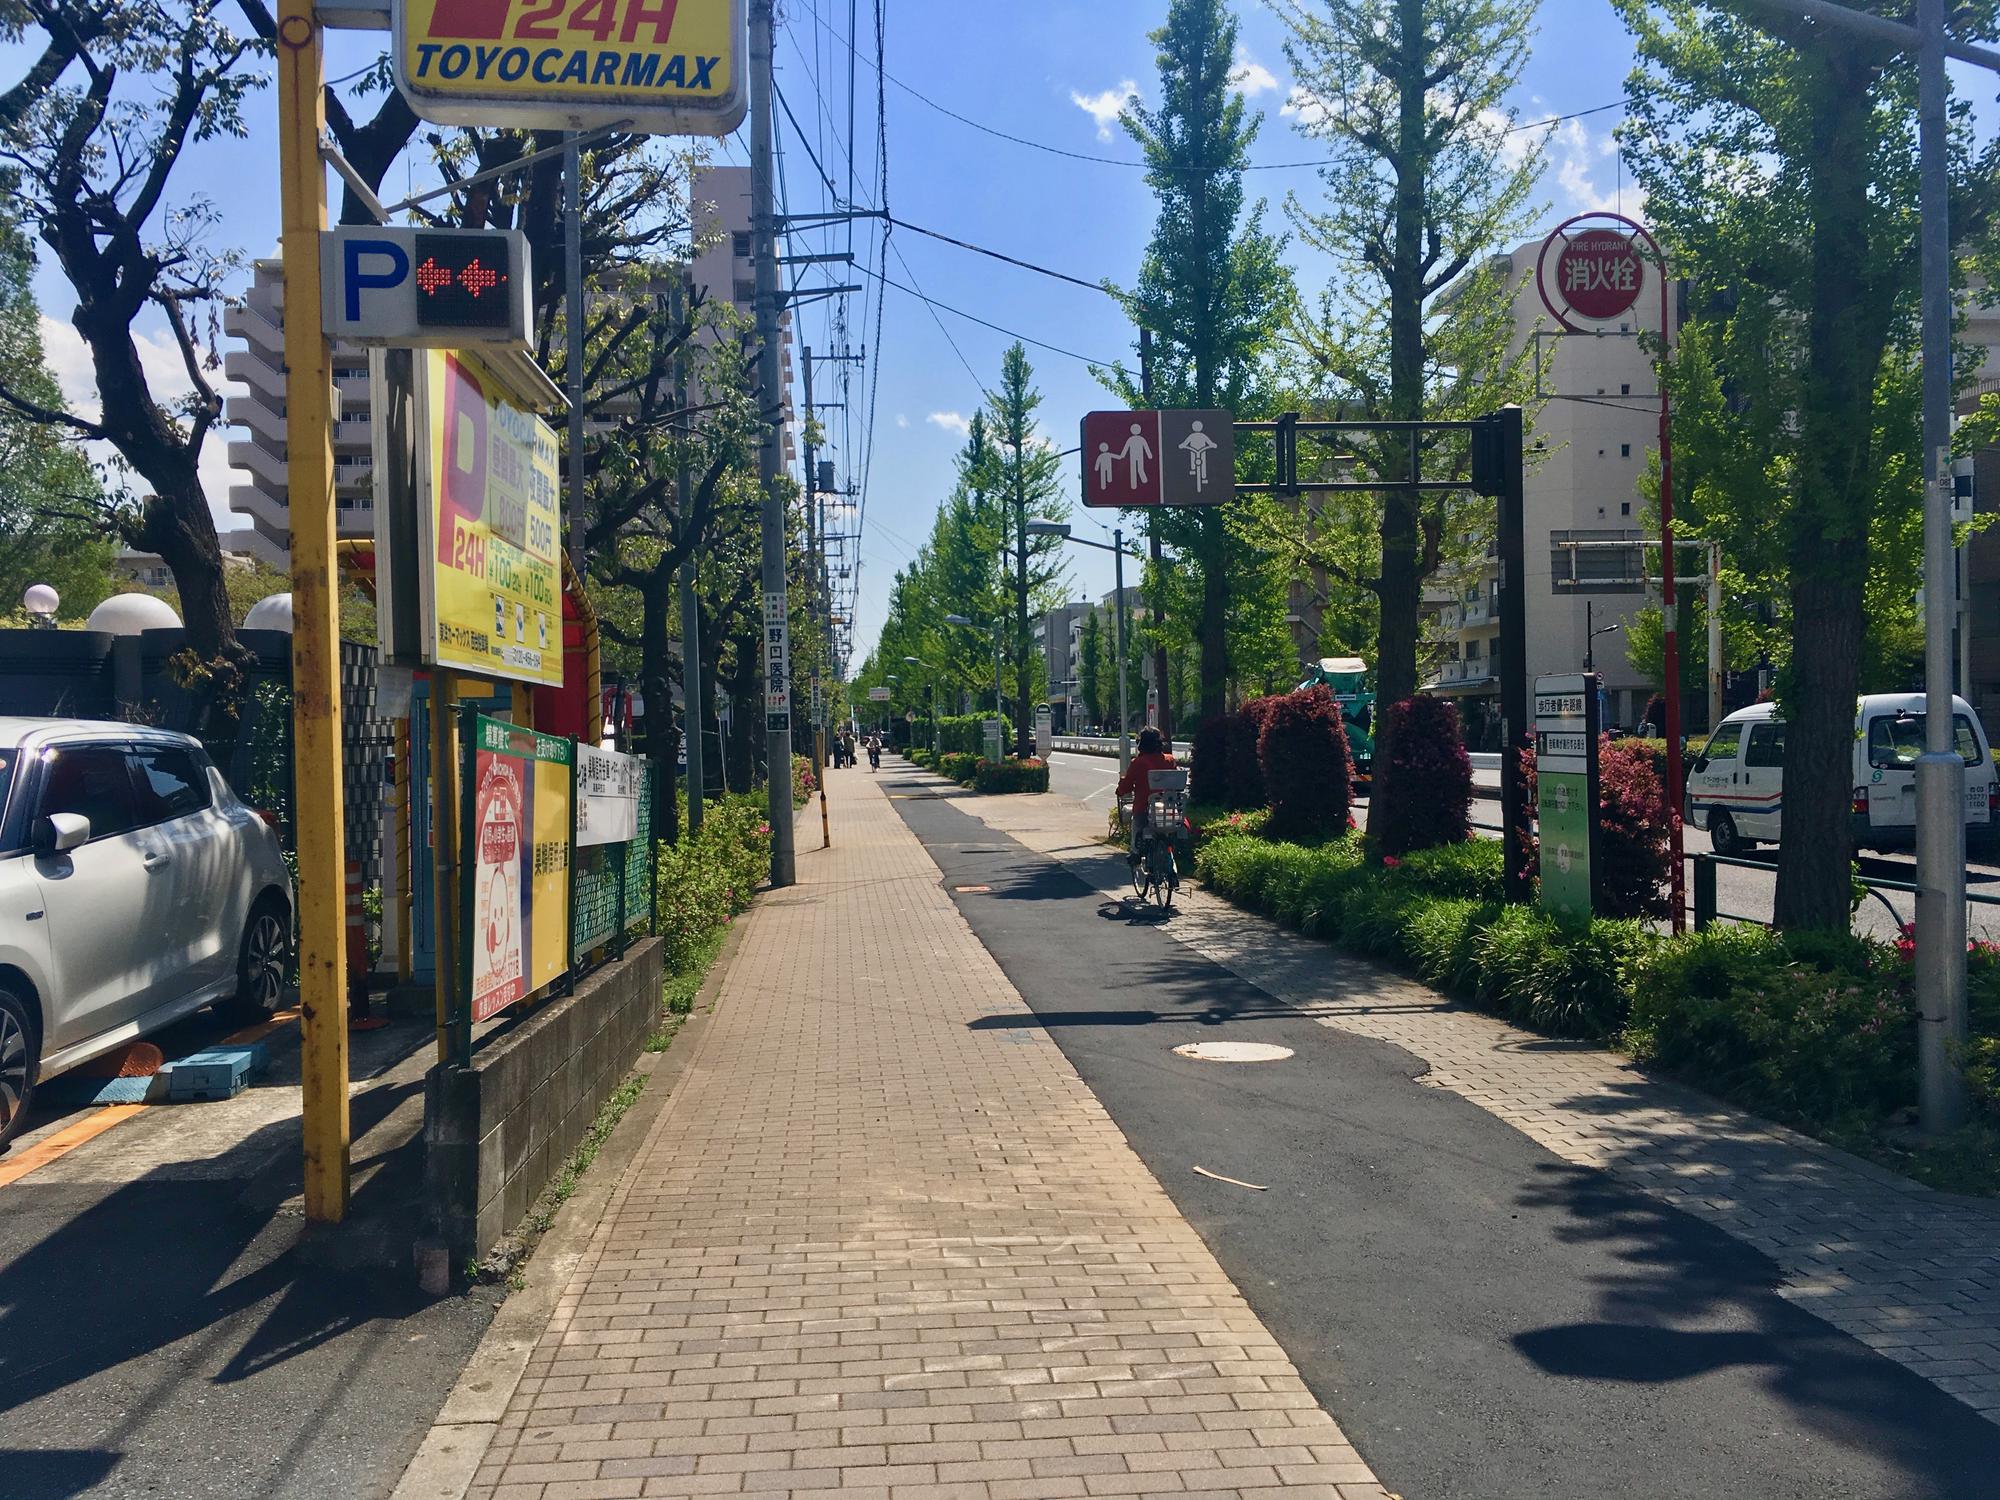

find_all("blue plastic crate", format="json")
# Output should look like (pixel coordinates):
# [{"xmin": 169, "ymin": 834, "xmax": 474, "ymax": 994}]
[{"xmin": 163, "ymin": 1043, "xmax": 267, "ymax": 1102}]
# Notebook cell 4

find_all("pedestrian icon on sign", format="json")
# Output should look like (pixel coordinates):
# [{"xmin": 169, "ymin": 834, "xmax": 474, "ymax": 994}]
[
  {"xmin": 1179, "ymin": 420, "xmax": 1219, "ymax": 492},
  {"xmin": 1094, "ymin": 442, "xmax": 1116, "ymax": 492},
  {"xmin": 1119, "ymin": 424, "xmax": 1153, "ymax": 486}
]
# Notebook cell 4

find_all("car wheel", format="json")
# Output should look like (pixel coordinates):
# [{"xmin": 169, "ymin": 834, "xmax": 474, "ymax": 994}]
[
  {"xmin": 1708, "ymin": 810, "xmax": 1751, "ymax": 857},
  {"xmin": 220, "ymin": 898, "xmax": 290, "ymax": 1026},
  {"xmin": 0, "ymin": 985, "xmax": 39, "ymax": 1153}
]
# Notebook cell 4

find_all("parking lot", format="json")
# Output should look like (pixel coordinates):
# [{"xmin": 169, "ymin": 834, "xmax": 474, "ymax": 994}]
[{"xmin": 0, "ymin": 1001, "xmax": 494, "ymax": 1500}]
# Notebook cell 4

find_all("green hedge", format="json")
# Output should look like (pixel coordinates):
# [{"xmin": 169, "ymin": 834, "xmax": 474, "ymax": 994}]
[
  {"xmin": 939, "ymin": 750, "xmax": 980, "ymax": 782},
  {"xmin": 973, "ymin": 757, "xmax": 1048, "ymax": 794},
  {"xmin": 1191, "ymin": 830, "xmax": 2000, "ymax": 1173},
  {"xmin": 654, "ymin": 795, "xmax": 772, "ymax": 974}
]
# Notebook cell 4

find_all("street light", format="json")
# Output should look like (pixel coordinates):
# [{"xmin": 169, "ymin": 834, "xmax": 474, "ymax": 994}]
[
  {"xmin": 944, "ymin": 612, "xmax": 1004, "ymax": 755},
  {"xmin": 1027, "ymin": 519, "xmax": 1140, "ymax": 772},
  {"xmin": 1584, "ymin": 600, "xmax": 1623, "ymax": 674},
  {"xmin": 902, "ymin": 656, "xmax": 939, "ymax": 754}
]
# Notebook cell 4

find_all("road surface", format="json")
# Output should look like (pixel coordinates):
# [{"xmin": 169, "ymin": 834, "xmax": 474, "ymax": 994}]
[{"xmin": 890, "ymin": 770, "xmax": 2000, "ymax": 1500}]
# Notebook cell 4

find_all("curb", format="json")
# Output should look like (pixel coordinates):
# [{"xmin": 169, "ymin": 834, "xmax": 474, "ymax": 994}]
[{"xmin": 387, "ymin": 917, "xmax": 748, "ymax": 1500}]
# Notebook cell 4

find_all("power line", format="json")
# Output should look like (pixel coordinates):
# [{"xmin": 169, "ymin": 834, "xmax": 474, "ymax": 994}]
[
  {"xmin": 862, "ymin": 256, "xmax": 1118, "ymax": 368},
  {"xmin": 887, "ymin": 214, "xmax": 1113, "ymax": 295},
  {"xmin": 785, "ymin": 0, "xmax": 1626, "ymax": 173}
]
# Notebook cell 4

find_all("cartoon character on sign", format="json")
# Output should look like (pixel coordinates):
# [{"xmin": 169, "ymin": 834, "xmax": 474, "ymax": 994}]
[{"xmin": 471, "ymin": 753, "xmax": 523, "ymax": 1009}]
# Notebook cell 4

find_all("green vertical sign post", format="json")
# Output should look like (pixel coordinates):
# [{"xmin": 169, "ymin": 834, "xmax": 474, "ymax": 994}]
[{"xmin": 1535, "ymin": 672, "xmax": 1600, "ymax": 919}]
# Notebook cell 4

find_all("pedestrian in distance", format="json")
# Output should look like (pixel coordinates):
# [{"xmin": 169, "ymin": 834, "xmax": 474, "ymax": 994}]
[{"xmin": 866, "ymin": 731, "xmax": 882, "ymax": 771}]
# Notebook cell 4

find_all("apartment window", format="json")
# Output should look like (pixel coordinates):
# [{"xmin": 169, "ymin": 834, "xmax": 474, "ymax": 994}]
[
  {"xmin": 1621, "ymin": 502, "xmax": 1632, "ymax": 516},
  {"xmin": 1620, "ymin": 383, "xmax": 1631, "ymax": 396},
  {"xmin": 732, "ymin": 231, "xmax": 751, "ymax": 259},
  {"xmin": 1620, "ymin": 443, "xmax": 1631, "ymax": 458},
  {"xmin": 732, "ymin": 278, "xmax": 755, "ymax": 305},
  {"xmin": 1466, "ymin": 639, "xmax": 1482, "ymax": 660}
]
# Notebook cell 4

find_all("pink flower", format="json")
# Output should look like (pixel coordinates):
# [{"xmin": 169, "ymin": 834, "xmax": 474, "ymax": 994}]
[
  {"xmin": 1382, "ymin": 856, "xmax": 1401, "ymax": 868},
  {"xmin": 757, "ymin": 822, "xmax": 770, "ymax": 835}
]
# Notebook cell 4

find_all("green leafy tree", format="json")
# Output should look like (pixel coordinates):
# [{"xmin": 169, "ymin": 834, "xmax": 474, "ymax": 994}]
[
  {"xmin": 988, "ymin": 344, "xmax": 1068, "ymax": 754},
  {"xmin": 1111, "ymin": 0, "xmax": 1293, "ymax": 725},
  {"xmin": 0, "ymin": 1, "xmax": 263, "ymax": 663},
  {"xmin": 0, "ymin": 211, "xmax": 107, "ymax": 615},
  {"xmin": 1079, "ymin": 608, "xmax": 1105, "ymax": 728},
  {"xmin": 1616, "ymin": 0, "xmax": 2000, "ymax": 928},
  {"xmin": 1270, "ymin": 0, "xmax": 1545, "ymax": 843}
]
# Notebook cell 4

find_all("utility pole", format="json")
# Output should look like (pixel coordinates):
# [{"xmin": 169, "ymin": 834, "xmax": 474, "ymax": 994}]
[
  {"xmin": 565, "ymin": 134, "xmax": 586, "ymax": 566},
  {"xmin": 751, "ymin": 0, "xmax": 795, "ymax": 886},
  {"xmin": 1139, "ymin": 327, "xmax": 1171, "ymax": 740},
  {"xmin": 1114, "ymin": 526, "xmax": 1132, "ymax": 773},
  {"xmin": 674, "ymin": 275, "xmax": 703, "ymax": 837},
  {"xmin": 276, "ymin": 0, "xmax": 348, "ymax": 1222},
  {"xmin": 1913, "ymin": 0, "xmax": 1968, "ymax": 1129},
  {"xmin": 802, "ymin": 344, "xmax": 825, "ymax": 844}
]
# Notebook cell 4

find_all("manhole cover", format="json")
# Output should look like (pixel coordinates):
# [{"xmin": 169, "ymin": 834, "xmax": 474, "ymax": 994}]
[{"xmin": 1173, "ymin": 1041, "xmax": 1294, "ymax": 1063}]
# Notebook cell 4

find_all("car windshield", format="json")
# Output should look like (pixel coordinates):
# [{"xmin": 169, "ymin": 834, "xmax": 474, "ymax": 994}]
[{"xmin": 1866, "ymin": 713, "xmax": 1982, "ymax": 769}]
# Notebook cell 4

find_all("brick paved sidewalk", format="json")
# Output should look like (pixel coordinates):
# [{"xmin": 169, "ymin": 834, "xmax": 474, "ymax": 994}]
[
  {"xmin": 464, "ymin": 771, "xmax": 1392, "ymax": 1499},
  {"xmin": 937, "ymin": 768, "xmax": 2000, "ymax": 1422}
]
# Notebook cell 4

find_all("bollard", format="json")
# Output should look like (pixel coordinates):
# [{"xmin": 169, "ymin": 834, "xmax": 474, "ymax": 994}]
[{"xmin": 1692, "ymin": 853, "xmax": 1717, "ymax": 931}]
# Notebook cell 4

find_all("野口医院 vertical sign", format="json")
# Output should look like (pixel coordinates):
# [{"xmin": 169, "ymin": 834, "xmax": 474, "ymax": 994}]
[
  {"xmin": 417, "ymin": 349, "xmax": 564, "ymax": 688},
  {"xmin": 1534, "ymin": 672, "xmax": 1600, "ymax": 920},
  {"xmin": 393, "ymin": 0, "xmax": 747, "ymax": 134},
  {"xmin": 467, "ymin": 715, "xmax": 572, "ymax": 1021},
  {"xmin": 575, "ymin": 742, "xmax": 644, "ymax": 847}
]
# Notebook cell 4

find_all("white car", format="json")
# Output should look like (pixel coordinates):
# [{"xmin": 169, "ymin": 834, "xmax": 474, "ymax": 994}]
[
  {"xmin": 0, "ymin": 719, "xmax": 294, "ymax": 1150},
  {"xmin": 1686, "ymin": 694, "xmax": 1998, "ymax": 858}
]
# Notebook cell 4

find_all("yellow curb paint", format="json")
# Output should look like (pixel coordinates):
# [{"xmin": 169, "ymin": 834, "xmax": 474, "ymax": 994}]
[{"xmin": 0, "ymin": 1105, "xmax": 147, "ymax": 1189}]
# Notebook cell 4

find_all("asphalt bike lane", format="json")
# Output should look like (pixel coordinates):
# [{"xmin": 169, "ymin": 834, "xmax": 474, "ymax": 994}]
[{"xmin": 886, "ymin": 772, "xmax": 2000, "ymax": 1500}]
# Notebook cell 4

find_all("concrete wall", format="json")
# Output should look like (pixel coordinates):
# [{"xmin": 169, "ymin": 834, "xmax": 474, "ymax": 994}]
[{"xmin": 424, "ymin": 937, "xmax": 665, "ymax": 1264}]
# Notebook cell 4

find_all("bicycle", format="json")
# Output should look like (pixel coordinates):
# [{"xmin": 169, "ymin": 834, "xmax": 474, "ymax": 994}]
[{"xmin": 1120, "ymin": 769, "xmax": 1189, "ymax": 910}]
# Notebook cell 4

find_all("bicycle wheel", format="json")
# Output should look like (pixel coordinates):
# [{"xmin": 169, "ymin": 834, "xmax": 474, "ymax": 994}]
[{"xmin": 1161, "ymin": 847, "xmax": 1179, "ymax": 909}]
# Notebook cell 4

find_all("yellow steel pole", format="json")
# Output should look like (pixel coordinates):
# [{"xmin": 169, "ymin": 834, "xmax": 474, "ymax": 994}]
[{"xmin": 277, "ymin": 0, "xmax": 349, "ymax": 1221}]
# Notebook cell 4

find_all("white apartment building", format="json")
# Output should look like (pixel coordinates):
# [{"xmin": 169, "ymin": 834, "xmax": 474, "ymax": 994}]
[
  {"xmin": 222, "ymin": 164, "xmax": 790, "ymax": 568},
  {"xmin": 1424, "ymin": 241, "xmax": 1667, "ymax": 739}
]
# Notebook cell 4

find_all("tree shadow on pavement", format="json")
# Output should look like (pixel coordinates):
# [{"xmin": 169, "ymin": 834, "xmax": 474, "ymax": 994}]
[
  {"xmin": 1511, "ymin": 1160, "xmax": 2000, "ymax": 1493},
  {"xmin": 0, "ymin": 1449, "xmax": 120, "ymax": 1498}
]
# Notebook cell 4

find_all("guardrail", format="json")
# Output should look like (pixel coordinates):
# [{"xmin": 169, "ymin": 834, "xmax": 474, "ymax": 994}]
[
  {"xmin": 1050, "ymin": 735, "xmax": 1193, "ymax": 757},
  {"xmin": 1689, "ymin": 850, "xmax": 2000, "ymax": 931}
]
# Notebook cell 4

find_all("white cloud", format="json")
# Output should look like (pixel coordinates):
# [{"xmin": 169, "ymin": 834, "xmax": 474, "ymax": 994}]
[
  {"xmin": 927, "ymin": 410, "xmax": 970, "ymax": 435},
  {"xmin": 1281, "ymin": 86, "xmax": 1334, "ymax": 129},
  {"xmin": 895, "ymin": 413, "xmax": 909, "ymax": 428},
  {"xmin": 1071, "ymin": 81, "xmax": 1137, "ymax": 142},
  {"xmin": 40, "ymin": 313, "xmax": 247, "ymax": 531},
  {"xmin": 1229, "ymin": 48, "xmax": 1279, "ymax": 98}
]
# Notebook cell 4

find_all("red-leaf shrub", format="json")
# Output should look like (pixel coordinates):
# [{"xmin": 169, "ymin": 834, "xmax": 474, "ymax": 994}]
[
  {"xmin": 1515, "ymin": 735, "xmax": 1671, "ymax": 919},
  {"xmin": 1596, "ymin": 736, "xmax": 1672, "ymax": 919},
  {"xmin": 1191, "ymin": 714, "xmax": 1233, "ymax": 806},
  {"xmin": 1257, "ymin": 686, "xmax": 1354, "ymax": 840},
  {"xmin": 1372, "ymin": 695, "xmax": 1473, "ymax": 856},
  {"xmin": 1229, "ymin": 697, "xmax": 1276, "ymax": 809}
]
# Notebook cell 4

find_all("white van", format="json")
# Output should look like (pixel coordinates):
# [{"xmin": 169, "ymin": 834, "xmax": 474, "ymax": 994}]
[{"xmin": 1686, "ymin": 694, "xmax": 1998, "ymax": 857}]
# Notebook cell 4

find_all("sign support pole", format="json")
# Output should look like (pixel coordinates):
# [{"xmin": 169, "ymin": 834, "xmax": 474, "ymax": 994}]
[
  {"xmin": 277, "ymin": 0, "xmax": 349, "ymax": 1223},
  {"xmin": 1496, "ymin": 407, "xmax": 1531, "ymax": 905},
  {"xmin": 751, "ymin": 0, "xmax": 795, "ymax": 886}
]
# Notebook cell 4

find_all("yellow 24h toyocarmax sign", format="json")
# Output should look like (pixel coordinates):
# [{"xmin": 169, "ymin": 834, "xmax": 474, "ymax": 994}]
[{"xmin": 393, "ymin": 0, "xmax": 745, "ymax": 134}]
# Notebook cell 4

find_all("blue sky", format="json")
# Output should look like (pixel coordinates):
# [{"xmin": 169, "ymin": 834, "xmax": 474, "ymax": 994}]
[{"xmin": 7, "ymin": 0, "xmax": 1646, "ymax": 654}]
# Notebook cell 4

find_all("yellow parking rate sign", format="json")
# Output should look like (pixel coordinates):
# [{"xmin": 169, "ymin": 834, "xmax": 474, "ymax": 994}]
[{"xmin": 394, "ymin": 0, "xmax": 745, "ymax": 133}]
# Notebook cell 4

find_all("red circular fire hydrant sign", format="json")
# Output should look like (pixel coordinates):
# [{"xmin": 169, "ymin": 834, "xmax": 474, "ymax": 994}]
[{"xmin": 1552, "ymin": 228, "xmax": 1644, "ymax": 321}]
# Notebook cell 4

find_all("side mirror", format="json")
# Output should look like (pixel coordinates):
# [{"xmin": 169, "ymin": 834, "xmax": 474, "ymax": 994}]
[
  {"xmin": 34, "ymin": 812, "xmax": 90, "ymax": 854},
  {"xmin": 1691, "ymin": 757, "xmax": 1708, "ymax": 775}
]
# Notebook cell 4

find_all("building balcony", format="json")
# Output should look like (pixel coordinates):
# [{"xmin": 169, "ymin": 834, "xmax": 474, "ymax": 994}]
[
  {"xmin": 228, "ymin": 439, "xmax": 287, "ymax": 491},
  {"xmin": 224, "ymin": 301, "xmax": 284, "ymax": 355},
  {"xmin": 228, "ymin": 483, "xmax": 292, "ymax": 539},
  {"xmin": 224, "ymin": 349, "xmax": 286, "ymax": 401}
]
